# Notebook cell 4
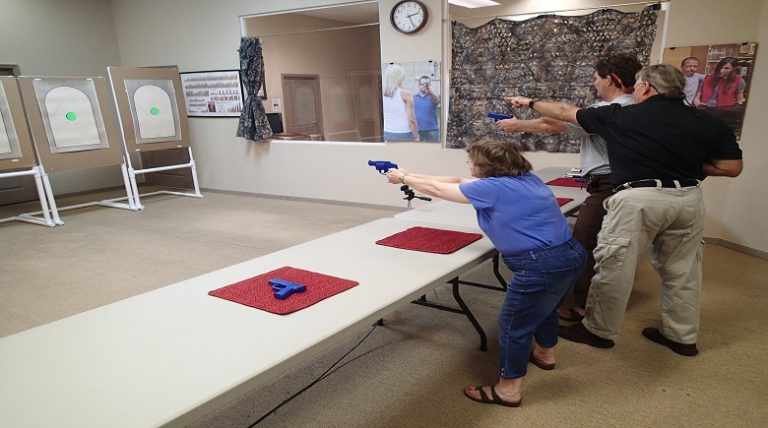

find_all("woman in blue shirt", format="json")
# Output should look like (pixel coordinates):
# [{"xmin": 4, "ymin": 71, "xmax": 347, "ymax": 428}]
[{"xmin": 385, "ymin": 140, "xmax": 585, "ymax": 407}]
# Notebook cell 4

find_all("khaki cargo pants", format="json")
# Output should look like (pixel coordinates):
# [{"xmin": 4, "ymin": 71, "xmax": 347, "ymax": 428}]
[{"xmin": 583, "ymin": 186, "xmax": 704, "ymax": 344}]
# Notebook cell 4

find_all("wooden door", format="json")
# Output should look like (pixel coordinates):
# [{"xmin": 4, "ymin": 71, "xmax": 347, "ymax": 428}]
[
  {"xmin": 349, "ymin": 70, "xmax": 383, "ymax": 142},
  {"xmin": 282, "ymin": 75, "xmax": 323, "ymax": 136}
]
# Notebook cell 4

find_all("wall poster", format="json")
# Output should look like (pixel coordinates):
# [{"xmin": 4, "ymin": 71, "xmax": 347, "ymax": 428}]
[
  {"xmin": 663, "ymin": 42, "xmax": 758, "ymax": 139},
  {"xmin": 180, "ymin": 70, "xmax": 245, "ymax": 117}
]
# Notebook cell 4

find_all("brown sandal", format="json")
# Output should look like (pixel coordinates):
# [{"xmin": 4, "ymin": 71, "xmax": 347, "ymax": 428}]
[
  {"xmin": 529, "ymin": 351, "xmax": 555, "ymax": 370},
  {"xmin": 463, "ymin": 385, "xmax": 522, "ymax": 407}
]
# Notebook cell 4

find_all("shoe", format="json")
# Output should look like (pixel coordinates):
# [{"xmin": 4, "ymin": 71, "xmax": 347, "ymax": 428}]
[
  {"xmin": 463, "ymin": 385, "xmax": 522, "ymax": 407},
  {"xmin": 642, "ymin": 328, "xmax": 699, "ymax": 356},
  {"xmin": 559, "ymin": 323, "xmax": 615, "ymax": 348},
  {"xmin": 529, "ymin": 351, "xmax": 555, "ymax": 370},
  {"xmin": 557, "ymin": 307, "xmax": 585, "ymax": 323}
]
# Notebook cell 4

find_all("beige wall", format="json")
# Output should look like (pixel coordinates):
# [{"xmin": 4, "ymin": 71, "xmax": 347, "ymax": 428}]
[
  {"xmin": 98, "ymin": 0, "xmax": 768, "ymax": 252},
  {"xmin": 0, "ymin": 0, "xmax": 125, "ymax": 194}
]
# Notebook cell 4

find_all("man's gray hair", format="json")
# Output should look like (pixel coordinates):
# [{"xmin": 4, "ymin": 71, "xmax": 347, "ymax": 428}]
[{"xmin": 636, "ymin": 64, "xmax": 686, "ymax": 99}]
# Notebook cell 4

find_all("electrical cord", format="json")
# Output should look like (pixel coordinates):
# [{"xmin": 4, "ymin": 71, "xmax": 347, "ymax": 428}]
[{"xmin": 247, "ymin": 322, "xmax": 379, "ymax": 426}]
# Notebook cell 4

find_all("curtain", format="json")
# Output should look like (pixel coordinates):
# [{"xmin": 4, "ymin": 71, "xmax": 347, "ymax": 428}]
[
  {"xmin": 237, "ymin": 37, "xmax": 272, "ymax": 141},
  {"xmin": 447, "ymin": 6, "xmax": 658, "ymax": 151}
]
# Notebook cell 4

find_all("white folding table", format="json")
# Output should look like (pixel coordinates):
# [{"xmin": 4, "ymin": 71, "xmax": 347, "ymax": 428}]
[{"xmin": 0, "ymin": 218, "xmax": 497, "ymax": 428}]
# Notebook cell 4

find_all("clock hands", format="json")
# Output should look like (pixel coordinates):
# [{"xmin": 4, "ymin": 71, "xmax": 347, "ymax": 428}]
[{"xmin": 406, "ymin": 12, "xmax": 422, "ymax": 27}]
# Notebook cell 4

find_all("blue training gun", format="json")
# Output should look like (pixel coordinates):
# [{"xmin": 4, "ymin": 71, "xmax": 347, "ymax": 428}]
[
  {"xmin": 487, "ymin": 112, "xmax": 513, "ymax": 121},
  {"xmin": 368, "ymin": 160, "xmax": 398, "ymax": 174},
  {"xmin": 268, "ymin": 278, "xmax": 307, "ymax": 300},
  {"xmin": 367, "ymin": 160, "xmax": 431, "ymax": 205}
]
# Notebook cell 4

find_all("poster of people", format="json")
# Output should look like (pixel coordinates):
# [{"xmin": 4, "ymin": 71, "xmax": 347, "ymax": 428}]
[
  {"xmin": 663, "ymin": 42, "xmax": 758, "ymax": 139},
  {"xmin": 179, "ymin": 70, "xmax": 244, "ymax": 117},
  {"xmin": 381, "ymin": 61, "xmax": 441, "ymax": 143}
]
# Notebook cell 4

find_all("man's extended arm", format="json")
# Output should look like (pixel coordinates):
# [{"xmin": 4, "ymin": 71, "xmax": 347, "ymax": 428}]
[
  {"xmin": 505, "ymin": 96, "xmax": 580, "ymax": 124},
  {"xmin": 703, "ymin": 159, "xmax": 743, "ymax": 177},
  {"xmin": 497, "ymin": 117, "xmax": 568, "ymax": 133}
]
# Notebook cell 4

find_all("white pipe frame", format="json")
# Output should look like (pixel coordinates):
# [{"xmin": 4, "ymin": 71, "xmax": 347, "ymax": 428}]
[
  {"xmin": 16, "ymin": 161, "xmax": 139, "ymax": 223},
  {"xmin": 0, "ymin": 166, "xmax": 57, "ymax": 227},
  {"xmin": 123, "ymin": 147, "xmax": 203, "ymax": 210},
  {"xmin": 107, "ymin": 67, "xmax": 203, "ymax": 211}
]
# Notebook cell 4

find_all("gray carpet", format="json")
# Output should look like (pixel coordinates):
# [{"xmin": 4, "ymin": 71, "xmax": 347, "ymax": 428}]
[{"xmin": 1, "ymin": 189, "xmax": 766, "ymax": 427}]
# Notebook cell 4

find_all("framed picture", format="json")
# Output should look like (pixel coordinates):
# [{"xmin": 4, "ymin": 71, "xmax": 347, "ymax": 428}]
[
  {"xmin": 663, "ymin": 42, "xmax": 758, "ymax": 139},
  {"xmin": 179, "ymin": 70, "xmax": 244, "ymax": 117}
]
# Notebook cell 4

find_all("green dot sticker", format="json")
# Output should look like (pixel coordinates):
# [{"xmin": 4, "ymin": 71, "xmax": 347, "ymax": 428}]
[
  {"xmin": 65, "ymin": 112, "xmax": 77, "ymax": 121},
  {"xmin": 150, "ymin": 107, "xmax": 160, "ymax": 116}
]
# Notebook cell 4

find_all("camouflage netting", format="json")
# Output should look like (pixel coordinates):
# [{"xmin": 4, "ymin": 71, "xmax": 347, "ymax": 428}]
[{"xmin": 447, "ymin": 6, "xmax": 658, "ymax": 151}]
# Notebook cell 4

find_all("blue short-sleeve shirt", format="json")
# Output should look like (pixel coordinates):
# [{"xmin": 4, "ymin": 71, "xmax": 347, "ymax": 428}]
[{"xmin": 459, "ymin": 172, "xmax": 571, "ymax": 255}]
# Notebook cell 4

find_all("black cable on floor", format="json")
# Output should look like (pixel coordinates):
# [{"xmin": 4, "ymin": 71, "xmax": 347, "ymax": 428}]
[{"xmin": 247, "ymin": 322, "xmax": 379, "ymax": 427}]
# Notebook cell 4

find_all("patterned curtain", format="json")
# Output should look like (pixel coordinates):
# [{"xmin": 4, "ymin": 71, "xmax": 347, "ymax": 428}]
[
  {"xmin": 237, "ymin": 37, "xmax": 272, "ymax": 141},
  {"xmin": 447, "ymin": 6, "xmax": 658, "ymax": 151}
]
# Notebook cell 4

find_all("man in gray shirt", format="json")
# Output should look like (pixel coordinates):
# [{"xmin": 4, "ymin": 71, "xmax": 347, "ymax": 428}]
[
  {"xmin": 680, "ymin": 57, "xmax": 705, "ymax": 105},
  {"xmin": 499, "ymin": 53, "xmax": 642, "ymax": 322}
]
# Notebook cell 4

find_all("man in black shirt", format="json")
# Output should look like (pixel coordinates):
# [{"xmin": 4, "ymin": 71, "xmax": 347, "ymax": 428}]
[{"xmin": 508, "ymin": 64, "xmax": 742, "ymax": 356}]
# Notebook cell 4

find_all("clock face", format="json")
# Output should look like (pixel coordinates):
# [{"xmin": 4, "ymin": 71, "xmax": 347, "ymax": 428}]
[{"xmin": 391, "ymin": 0, "xmax": 428, "ymax": 34}]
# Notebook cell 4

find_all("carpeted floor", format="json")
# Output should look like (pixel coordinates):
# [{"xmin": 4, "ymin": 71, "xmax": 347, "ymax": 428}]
[{"xmin": 1, "ymin": 189, "xmax": 766, "ymax": 427}]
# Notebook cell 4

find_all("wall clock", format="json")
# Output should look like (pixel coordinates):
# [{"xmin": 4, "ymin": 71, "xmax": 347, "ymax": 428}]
[{"xmin": 390, "ymin": 0, "xmax": 428, "ymax": 34}]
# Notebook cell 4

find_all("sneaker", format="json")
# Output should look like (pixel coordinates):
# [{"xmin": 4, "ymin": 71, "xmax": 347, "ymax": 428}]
[
  {"xmin": 641, "ymin": 328, "xmax": 699, "ymax": 356},
  {"xmin": 559, "ymin": 323, "xmax": 615, "ymax": 348}
]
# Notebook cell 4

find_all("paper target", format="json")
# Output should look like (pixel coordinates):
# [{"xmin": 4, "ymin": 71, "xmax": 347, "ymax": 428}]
[
  {"xmin": 107, "ymin": 67, "xmax": 190, "ymax": 152},
  {"xmin": 44, "ymin": 86, "xmax": 101, "ymax": 148},
  {"xmin": 32, "ymin": 79, "xmax": 110, "ymax": 153},
  {"xmin": 133, "ymin": 84, "xmax": 176, "ymax": 139},
  {"xmin": 124, "ymin": 79, "xmax": 181, "ymax": 144}
]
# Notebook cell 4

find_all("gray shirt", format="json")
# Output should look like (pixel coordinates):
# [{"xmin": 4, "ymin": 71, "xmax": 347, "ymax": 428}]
[
  {"xmin": 564, "ymin": 94, "xmax": 635, "ymax": 176},
  {"xmin": 684, "ymin": 73, "xmax": 705, "ymax": 104}
]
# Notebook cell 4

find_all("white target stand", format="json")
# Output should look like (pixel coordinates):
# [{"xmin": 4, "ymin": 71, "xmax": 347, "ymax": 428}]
[
  {"xmin": 15, "ymin": 76, "xmax": 139, "ymax": 225},
  {"xmin": 123, "ymin": 147, "xmax": 203, "ymax": 210},
  {"xmin": 0, "ymin": 166, "xmax": 60, "ymax": 227},
  {"xmin": 0, "ymin": 76, "xmax": 61, "ymax": 227},
  {"xmin": 108, "ymin": 66, "xmax": 203, "ymax": 210}
]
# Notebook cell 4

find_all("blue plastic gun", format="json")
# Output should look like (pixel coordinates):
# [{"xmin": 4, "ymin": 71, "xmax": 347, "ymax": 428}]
[
  {"xmin": 268, "ymin": 278, "xmax": 307, "ymax": 300},
  {"xmin": 487, "ymin": 112, "xmax": 514, "ymax": 121},
  {"xmin": 367, "ymin": 160, "xmax": 398, "ymax": 174}
]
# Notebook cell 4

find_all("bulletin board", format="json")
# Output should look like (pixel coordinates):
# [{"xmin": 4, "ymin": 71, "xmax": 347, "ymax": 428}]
[
  {"xmin": 179, "ymin": 70, "xmax": 246, "ymax": 117},
  {"xmin": 108, "ymin": 66, "xmax": 190, "ymax": 152},
  {"xmin": 0, "ymin": 77, "xmax": 37, "ymax": 171},
  {"xmin": 17, "ymin": 76, "xmax": 124, "ymax": 173}
]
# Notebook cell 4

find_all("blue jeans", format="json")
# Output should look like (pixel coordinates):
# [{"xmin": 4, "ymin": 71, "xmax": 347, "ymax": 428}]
[
  {"xmin": 498, "ymin": 238, "xmax": 586, "ymax": 379},
  {"xmin": 419, "ymin": 130, "xmax": 439, "ymax": 142},
  {"xmin": 383, "ymin": 131, "xmax": 415, "ymax": 142}
]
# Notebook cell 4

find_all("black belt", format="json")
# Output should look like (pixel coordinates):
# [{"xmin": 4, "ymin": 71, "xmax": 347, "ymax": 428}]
[{"xmin": 613, "ymin": 179, "xmax": 700, "ymax": 193}]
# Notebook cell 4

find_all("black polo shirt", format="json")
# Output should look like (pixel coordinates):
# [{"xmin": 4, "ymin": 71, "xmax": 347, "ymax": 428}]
[{"xmin": 576, "ymin": 95, "xmax": 742, "ymax": 187}]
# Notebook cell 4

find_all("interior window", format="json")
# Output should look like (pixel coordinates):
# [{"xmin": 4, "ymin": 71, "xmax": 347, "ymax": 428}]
[{"xmin": 242, "ymin": 2, "xmax": 383, "ymax": 142}]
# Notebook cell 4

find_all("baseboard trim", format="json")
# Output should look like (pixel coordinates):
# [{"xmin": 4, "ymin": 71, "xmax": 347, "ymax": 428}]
[
  {"xmin": 200, "ymin": 188, "xmax": 406, "ymax": 213},
  {"xmin": 704, "ymin": 237, "xmax": 768, "ymax": 260}
]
